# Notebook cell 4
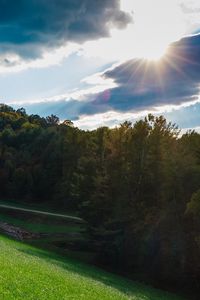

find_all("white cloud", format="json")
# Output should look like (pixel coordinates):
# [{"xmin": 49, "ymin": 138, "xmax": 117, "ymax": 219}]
[{"xmin": 74, "ymin": 98, "xmax": 200, "ymax": 130}]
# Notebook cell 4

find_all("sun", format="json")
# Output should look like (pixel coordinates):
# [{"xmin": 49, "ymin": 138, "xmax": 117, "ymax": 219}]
[{"xmin": 139, "ymin": 43, "xmax": 168, "ymax": 61}]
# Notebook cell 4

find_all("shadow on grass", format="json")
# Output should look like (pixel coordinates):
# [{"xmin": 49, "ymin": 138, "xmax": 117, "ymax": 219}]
[{"xmin": 17, "ymin": 244, "xmax": 184, "ymax": 300}]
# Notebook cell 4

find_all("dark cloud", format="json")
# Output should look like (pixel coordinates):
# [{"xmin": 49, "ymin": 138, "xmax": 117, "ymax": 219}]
[
  {"xmin": 77, "ymin": 34, "xmax": 200, "ymax": 115},
  {"xmin": 0, "ymin": 0, "xmax": 131, "ymax": 59}
]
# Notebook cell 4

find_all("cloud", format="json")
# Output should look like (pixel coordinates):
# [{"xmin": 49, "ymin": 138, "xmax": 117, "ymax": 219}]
[
  {"xmin": 165, "ymin": 102, "xmax": 200, "ymax": 129},
  {"xmin": 76, "ymin": 33, "xmax": 200, "ymax": 115},
  {"xmin": 15, "ymin": 99, "xmax": 84, "ymax": 121},
  {"xmin": 0, "ymin": 0, "xmax": 131, "ymax": 65},
  {"xmin": 13, "ymin": 33, "xmax": 200, "ymax": 129}
]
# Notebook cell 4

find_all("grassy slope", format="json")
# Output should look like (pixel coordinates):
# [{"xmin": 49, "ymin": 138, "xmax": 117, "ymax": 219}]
[{"xmin": 0, "ymin": 235, "xmax": 185, "ymax": 300}]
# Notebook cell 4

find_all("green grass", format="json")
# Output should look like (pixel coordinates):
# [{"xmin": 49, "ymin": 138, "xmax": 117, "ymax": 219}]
[{"xmin": 0, "ymin": 235, "xmax": 185, "ymax": 300}]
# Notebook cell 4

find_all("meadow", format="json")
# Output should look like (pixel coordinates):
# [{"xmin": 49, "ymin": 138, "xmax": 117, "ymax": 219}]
[{"xmin": 0, "ymin": 235, "xmax": 185, "ymax": 300}]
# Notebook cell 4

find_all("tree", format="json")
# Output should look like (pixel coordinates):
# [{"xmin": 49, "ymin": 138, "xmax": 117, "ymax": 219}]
[
  {"xmin": 62, "ymin": 120, "xmax": 74, "ymax": 127},
  {"xmin": 46, "ymin": 114, "xmax": 59, "ymax": 126}
]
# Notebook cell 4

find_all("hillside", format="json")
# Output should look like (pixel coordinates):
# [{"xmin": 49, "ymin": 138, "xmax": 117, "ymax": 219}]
[
  {"xmin": 1, "ymin": 105, "xmax": 200, "ymax": 295},
  {"xmin": 0, "ymin": 235, "xmax": 184, "ymax": 300}
]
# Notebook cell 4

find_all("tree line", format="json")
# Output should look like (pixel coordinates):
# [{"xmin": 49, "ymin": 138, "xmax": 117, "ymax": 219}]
[{"xmin": 0, "ymin": 103, "xmax": 200, "ymax": 294}]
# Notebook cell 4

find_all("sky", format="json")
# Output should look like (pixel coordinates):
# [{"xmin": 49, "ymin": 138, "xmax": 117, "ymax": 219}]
[{"xmin": 1, "ymin": 0, "xmax": 200, "ymax": 130}]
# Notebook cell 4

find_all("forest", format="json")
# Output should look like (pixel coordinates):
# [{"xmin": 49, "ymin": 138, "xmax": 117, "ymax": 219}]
[{"xmin": 0, "ymin": 103, "xmax": 200, "ymax": 294}]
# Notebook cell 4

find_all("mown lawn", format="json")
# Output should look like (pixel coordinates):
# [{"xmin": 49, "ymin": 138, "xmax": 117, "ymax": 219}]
[{"xmin": 0, "ymin": 235, "xmax": 185, "ymax": 300}]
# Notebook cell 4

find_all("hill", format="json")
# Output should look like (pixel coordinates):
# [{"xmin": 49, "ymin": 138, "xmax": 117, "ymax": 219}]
[
  {"xmin": 1, "ymin": 104, "xmax": 200, "ymax": 294},
  {"xmin": 0, "ymin": 235, "xmax": 184, "ymax": 300}
]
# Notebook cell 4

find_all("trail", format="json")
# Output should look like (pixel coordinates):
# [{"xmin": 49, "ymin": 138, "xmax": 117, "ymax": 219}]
[{"xmin": 0, "ymin": 204, "xmax": 84, "ymax": 222}]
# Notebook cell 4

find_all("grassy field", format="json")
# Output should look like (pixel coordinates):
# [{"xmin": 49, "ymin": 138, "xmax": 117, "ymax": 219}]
[{"xmin": 0, "ymin": 235, "xmax": 185, "ymax": 300}]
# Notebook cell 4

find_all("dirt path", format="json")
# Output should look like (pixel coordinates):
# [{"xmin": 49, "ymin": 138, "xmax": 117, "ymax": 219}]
[
  {"xmin": 0, "ymin": 204, "xmax": 84, "ymax": 222},
  {"xmin": 0, "ymin": 222, "xmax": 40, "ymax": 240}
]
